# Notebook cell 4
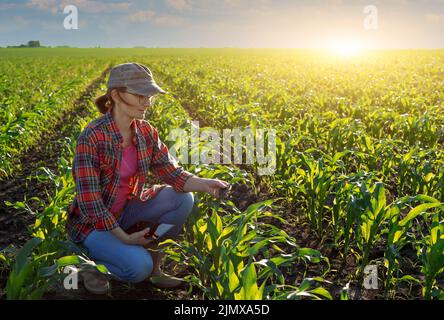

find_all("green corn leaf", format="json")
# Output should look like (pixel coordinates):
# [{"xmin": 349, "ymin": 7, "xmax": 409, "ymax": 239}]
[
  {"xmin": 399, "ymin": 203, "xmax": 441, "ymax": 228},
  {"xmin": 241, "ymin": 263, "xmax": 260, "ymax": 300},
  {"xmin": 310, "ymin": 287, "xmax": 332, "ymax": 300}
]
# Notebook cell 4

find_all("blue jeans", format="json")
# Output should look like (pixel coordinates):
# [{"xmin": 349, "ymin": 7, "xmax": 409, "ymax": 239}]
[{"xmin": 82, "ymin": 186, "xmax": 194, "ymax": 283}]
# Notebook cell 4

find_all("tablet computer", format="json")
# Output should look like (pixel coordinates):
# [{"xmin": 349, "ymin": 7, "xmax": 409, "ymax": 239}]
[{"xmin": 144, "ymin": 223, "xmax": 175, "ymax": 241}]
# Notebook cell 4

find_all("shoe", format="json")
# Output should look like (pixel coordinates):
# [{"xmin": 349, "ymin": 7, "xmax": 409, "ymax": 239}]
[
  {"xmin": 149, "ymin": 272, "xmax": 184, "ymax": 289},
  {"xmin": 81, "ymin": 268, "xmax": 110, "ymax": 295}
]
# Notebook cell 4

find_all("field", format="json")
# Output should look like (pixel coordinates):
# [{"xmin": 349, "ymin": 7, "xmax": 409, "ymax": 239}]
[{"xmin": 0, "ymin": 48, "xmax": 443, "ymax": 300}]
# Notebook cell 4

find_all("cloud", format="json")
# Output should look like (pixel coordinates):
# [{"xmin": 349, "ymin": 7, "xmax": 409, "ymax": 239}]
[
  {"xmin": 65, "ymin": 0, "xmax": 131, "ymax": 13},
  {"xmin": 26, "ymin": 0, "xmax": 58, "ymax": 14},
  {"xmin": 126, "ymin": 10, "xmax": 155, "ymax": 22},
  {"xmin": 153, "ymin": 15, "xmax": 188, "ymax": 26},
  {"xmin": 125, "ymin": 11, "xmax": 188, "ymax": 27},
  {"xmin": 165, "ymin": 0, "xmax": 192, "ymax": 11},
  {"xmin": 26, "ymin": 0, "xmax": 132, "ymax": 14}
]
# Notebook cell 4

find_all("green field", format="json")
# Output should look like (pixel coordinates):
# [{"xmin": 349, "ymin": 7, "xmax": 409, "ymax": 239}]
[{"xmin": 0, "ymin": 48, "xmax": 443, "ymax": 300}]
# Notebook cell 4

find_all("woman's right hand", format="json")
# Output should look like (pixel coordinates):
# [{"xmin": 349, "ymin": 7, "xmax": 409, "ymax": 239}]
[{"xmin": 126, "ymin": 227, "xmax": 155, "ymax": 246}]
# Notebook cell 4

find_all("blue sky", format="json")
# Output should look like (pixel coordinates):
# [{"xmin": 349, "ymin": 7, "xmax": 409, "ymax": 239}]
[{"xmin": 0, "ymin": 0, "xmax": 443, "ymax": 48}]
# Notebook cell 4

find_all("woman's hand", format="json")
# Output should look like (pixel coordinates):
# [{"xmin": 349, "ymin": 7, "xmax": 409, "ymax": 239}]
[
  {"xmin": 126, "ymin": 227, "xmax": 156, "ymax": 246},
  {"xmin": 183, "ymin": 176, "xmax": 229, "ymax": 199},
  {"xmin": 204, "ymin": 179, "xmax": 230, "ymax": 199}
]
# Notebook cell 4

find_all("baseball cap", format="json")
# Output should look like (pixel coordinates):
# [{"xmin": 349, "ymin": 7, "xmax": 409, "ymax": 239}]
[{"xmin": 107, "ymin": 62, "xmax": 167, "ymax": 96}]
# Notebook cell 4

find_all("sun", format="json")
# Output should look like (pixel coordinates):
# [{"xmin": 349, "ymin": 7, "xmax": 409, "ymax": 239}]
[{"xmin": 328, "ymin": 42, "xmax": 363, "ymax": 56}]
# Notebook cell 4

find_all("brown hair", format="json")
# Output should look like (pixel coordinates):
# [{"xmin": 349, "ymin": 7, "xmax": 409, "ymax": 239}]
[
  {"xmin": 95, "ymin": 89, "xmax": 113, "ymax": 114},
  {"xmin": 94, "ymin": 87, "xmax": 138, "ymax": 114},
  {"xmin": 94, "ymin": 87, "xmax": 129, "ymax": 114}
]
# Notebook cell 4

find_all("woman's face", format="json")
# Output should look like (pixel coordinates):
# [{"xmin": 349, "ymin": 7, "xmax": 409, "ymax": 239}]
[{"xmin": 111, "ymin": 89, "xmax": 155, "ymax": 120}]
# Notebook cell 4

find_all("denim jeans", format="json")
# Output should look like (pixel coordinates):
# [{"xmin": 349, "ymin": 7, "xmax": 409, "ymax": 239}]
[{"xmin": 82, "ymin": 186, "xmax": 194, "ymax": 283}]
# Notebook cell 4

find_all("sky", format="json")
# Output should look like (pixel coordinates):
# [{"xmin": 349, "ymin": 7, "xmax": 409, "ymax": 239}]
[{"xmin": 0, "ymin": 0, "xmax": 443, "ymax": 48}]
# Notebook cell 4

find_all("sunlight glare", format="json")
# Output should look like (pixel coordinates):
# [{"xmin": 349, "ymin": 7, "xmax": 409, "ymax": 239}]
[{"xmin": 329, "ymin": 42, "xmax": 363, "ymax": 56}]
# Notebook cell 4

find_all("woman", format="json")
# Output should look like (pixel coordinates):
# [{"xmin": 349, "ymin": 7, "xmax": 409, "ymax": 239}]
[{"xmin": 66, "ymin": 62, "xmax": 228, "ymax": 294}]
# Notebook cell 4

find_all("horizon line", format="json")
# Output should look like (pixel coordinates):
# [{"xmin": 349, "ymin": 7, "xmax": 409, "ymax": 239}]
[{"xmin": 1, "ymin": 46, "xmax": 444, "ymax": 50}]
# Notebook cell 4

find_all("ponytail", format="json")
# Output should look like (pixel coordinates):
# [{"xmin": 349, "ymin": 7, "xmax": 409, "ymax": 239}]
[
  {"xmin": 95, "ymin": 87, "xmax": 130, "ymax": 114},
  {"xmin": 95, "ymin": 90, "xmax": 113, "ymax": 114}
]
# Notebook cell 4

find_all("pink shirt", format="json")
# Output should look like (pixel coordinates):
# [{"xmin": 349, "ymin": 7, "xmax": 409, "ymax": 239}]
[{"xmin": 110, "ymin": 142, "xmax": 138, "ymax": 215}]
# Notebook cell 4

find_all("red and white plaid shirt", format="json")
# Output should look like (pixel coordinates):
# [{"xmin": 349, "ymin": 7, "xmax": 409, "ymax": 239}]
[{"xmin": 66, "ymin": 109, "xmax": 194, "ymax": 243}]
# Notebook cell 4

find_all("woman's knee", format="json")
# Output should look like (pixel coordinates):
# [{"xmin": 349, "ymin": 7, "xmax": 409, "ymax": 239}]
[
  {"xmin": 124, "ymin": 251, "xmax": 153, "ymax": 283},
  {"xmin": 164, "ymin": 186, "xmax": 194, "ymax": 214},
  {"xmin": 173, "ymin": 191, "xmax": 194, "ymax": 224},
  {"xmin": 180, "ymin": 191, "xmax": 194, "ymax": 212}
]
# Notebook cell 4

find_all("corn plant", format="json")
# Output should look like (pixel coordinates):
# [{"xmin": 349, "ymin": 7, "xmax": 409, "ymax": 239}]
[
  {"xmin": 295, "ymin": 153, "xmax": 335, "ymax": 237},
  {"xmin": 397, "ymin": 148, "xmax": 441, "ymax": 197},
  {"xmin": 270, "ymin": 277, "xmax": 333, "ymax": 300},
  {"xmin": 164, "ymin": 197, "xmax": 329, "ymax": 299},
  {"xmin": 352, "ymin": 182, "xmax": 391, "ymax": 276},
  {"xmin": 329, "ymin": 172, "xmax": 378, "ymax": 258},
  {"xmin": 5, "ymin": 236, "xmax": 109, "ymax": 300},
  {"xmin": 331, "ymin": 177, "xmax": 356, "ymax": 248},
  {"xmin": 164, "ymin": 199, "xmax": 273, "ymax": 299},
  {"xmin": 419, "ymin": 212, "xmax": 444, "ymax": 300},
  {"xmin": 384, "ymin": 195, "xmax": 442, "ymax": 298}
]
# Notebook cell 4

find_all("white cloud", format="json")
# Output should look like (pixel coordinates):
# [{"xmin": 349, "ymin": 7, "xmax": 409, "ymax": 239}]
[{"xmin": 165, "ymin": 0, "xmax": 192, "ymax": 11}]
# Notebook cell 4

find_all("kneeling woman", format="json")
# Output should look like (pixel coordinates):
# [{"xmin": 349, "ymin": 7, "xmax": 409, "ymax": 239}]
[{"xmin": 66, "ymin": 63, "xmax": 228, "ymax": 294}]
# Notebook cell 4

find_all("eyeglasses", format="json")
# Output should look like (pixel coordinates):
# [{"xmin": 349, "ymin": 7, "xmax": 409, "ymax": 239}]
[{"xmin": 120, "ymin": 90, "xmax": 155, "ymax": 106}]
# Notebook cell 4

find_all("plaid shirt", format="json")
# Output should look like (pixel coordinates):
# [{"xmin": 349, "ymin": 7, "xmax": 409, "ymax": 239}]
[{"xmin": 66, "ymin": 110, "xmax": 194, "ymax": 243}]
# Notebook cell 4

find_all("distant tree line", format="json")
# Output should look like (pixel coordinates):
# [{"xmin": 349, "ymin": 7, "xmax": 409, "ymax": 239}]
[
  {"xmin": 2, "ymin": 41, "xmax": 75, "ymax": 49},
  {"xmin": 7, "ymin": 40, "xmax": 42, "ymax": 48}
]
